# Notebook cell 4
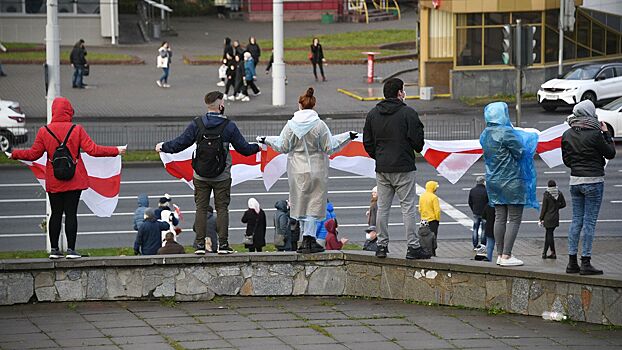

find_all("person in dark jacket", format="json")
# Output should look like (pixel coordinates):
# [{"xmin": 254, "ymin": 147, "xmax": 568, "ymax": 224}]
[
  {"xmin": 154, "ymin": 194, "xmax": 179, "ymax": 227},
  {"xmin": 241, "ymin": 52, "xmax": 260, "ymax": 100},
  {"xmin": 219, "ymin": 37, "xmax": 234, "ymax": 87},
  {"xmin": 9, "ymin": 97, "xmax": 124, "ymax": 259},
  {"xmin": 69, "ymin": 39, "xmax": 87, "ymax": 88},
  {"xmin": 241, "ymin": 198, "xmax": 267, "ymax": 252},
  {"xmin": 156, "ymin": 91, "xmax": 260, "ymax": 255},
  {"xmin": 289, "ymin": 217, "xmax": 301, "ymax": 251},
  {"xmin": 363, "ymin": 226, "xmax": 378, "ymax": 252},
  {"xmin": 232, "ymin": 40, "xmax": 244, "ymax": 57},
  {"xmin": 468, "ymin": 176, "xmax": 488, "ymax": 249},
  {"xmin": 233, "ymin": 53, "xmax": 246, "ymax": 100},
  {"xmin": 134, "ymin": 194, "xmax": 149, "ymax": 231},
  {"xmin": 315, "ymin": 200, "xmax": 336, "ymax": 247},
  {"xmin": 562, "ymin": 100, "xmax": 616, "ymax": 275},
  {"xmin": 135, "ymin": 208, "xmax": 170, "ymax": 256},
  {"xmin": 363, "ymin": 78, "xmax": 429, "ymax": 260},
  {"xmin": 158, "ymin": 232, "xmax": 186, "ymax": 255},
  {"xmin": 325, "ymin": 219, "xmax": 348, "ymax": 250},
  {"xmin": 539, "ymin": 180, "xmax": 566, "ymax": 259},
  {"xmin": 223, "ymin": 56, "xmax": 238, "ymax": 100},
  {"xmin": 310, "ymin": 38, "xmax": 326, "ymax": 82},
  {"xmin": 480, "ymin": 204, "xmax": 496, "ymax": 262},
  {"xmin": 274, "ymin": 200, "xmax": 292, "ymax": 251},
  {"xmin": 246, "ymin": 36, "xmax": 261, "ymax": 68}
]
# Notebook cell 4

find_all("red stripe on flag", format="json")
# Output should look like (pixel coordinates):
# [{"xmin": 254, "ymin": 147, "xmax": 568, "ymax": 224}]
[
  {"xmin": 536, "ymin": 137, "xmax": 561, "ymax": 154},
  {"xmin": 164, "ymin": 159, "xmax": 194, "ymax": 182},
  {"xmin": 29, "ymin": 162, "xmax": 46, "ymax": 180},
  {"xmin": 329, "ymin": 141, "xmax": 367, "ymax": 159},
  {"xmin": 261, "ymin": 147, "xmax": 281, "ymax": 172},
  {"xmin": 423, "ymin": 148, "xmax": 482, "ymax": 168},
  {"xmin": 231, "ymin": 150, "xmax": 260, "ymax": 166},
  {"xmin": 88, "ymin": 174, "xmax": 121, "ymax": 198}
]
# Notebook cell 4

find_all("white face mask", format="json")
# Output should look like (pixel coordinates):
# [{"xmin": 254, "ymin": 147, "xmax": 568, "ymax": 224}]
[{"xmin": 365, "ymin": 233, "xmax": 372, "ymax": 240}]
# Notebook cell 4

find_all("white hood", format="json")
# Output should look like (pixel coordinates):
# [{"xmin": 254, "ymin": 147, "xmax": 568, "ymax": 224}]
[{"xmin": 287, "ymin": 109, "xmax": 320, "ymax": 138}]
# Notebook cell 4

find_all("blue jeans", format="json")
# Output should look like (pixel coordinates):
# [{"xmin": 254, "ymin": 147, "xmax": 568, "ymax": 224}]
[
  {"xmin": 472, "ymin": 215, "xmax": 486, "ymax": 247},
  {"xmin": 568, "ymin": 182, "xmax": 604, "ymax": 257},
  {"xmin": 72, "ymin": 66, "xmax": 84, "ymax": 87},
  {"xmin": 160, "ymin": 67, "xmax": 169, "ymax": 83},
  {"xmin": 486, "ymin": 236, "xmax": 495, "ymax": 262}
]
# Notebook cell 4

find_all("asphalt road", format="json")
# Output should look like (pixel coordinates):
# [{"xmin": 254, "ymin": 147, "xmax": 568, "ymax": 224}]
[{"xmin": 2, "ymin": 145, "xmax": 621, "ymax": 252}]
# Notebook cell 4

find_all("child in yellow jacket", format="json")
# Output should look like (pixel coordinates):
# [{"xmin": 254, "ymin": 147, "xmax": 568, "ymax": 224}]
[{"xmin": 419, "ymin": 181, "xmax": 441, "ymax": 246}]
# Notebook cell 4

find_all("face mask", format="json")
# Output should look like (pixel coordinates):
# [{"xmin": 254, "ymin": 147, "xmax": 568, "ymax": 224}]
[{"xmin": 365, "ymin": 233, "xmax": 372, "ymax": 240}]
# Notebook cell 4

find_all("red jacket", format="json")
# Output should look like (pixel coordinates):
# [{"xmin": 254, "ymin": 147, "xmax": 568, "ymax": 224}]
[
  {"xmin": 11, "ymin": 97, "xmax": 119, "ymax": 193},
  {"xmin": 324, "ymin": 219, "xmax": 343, "ymax": 250}
]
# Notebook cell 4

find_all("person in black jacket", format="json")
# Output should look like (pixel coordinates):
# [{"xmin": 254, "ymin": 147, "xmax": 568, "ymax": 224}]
[
  {"xmin": 246, "ymin": 36, "xmax": 261, "ymax": 68},
  {"xmin": 134, "ymin": 208, "xmax": 170, "ymax": 256},
  {"xmin": 562, "ymin": 100, "xmax": 616, "ymax": 275},
  {"xmin": 310, "ymin": 38, "xmax": 326, "ymax": 82},
  {"xmin": 233, "ymin": 53, "xmax": 246, "ymax": 100},
  {"xmin": 241, "ymin": 198, "xmax": 267, "ymax": 252},
  {"xmin": 468, "ymin": 176, "xmax": 488, "ymax": 250},
  {"xmin": 363, "ymin": 78, "xmax": 430, "ymax": 260},
  {"xmin": 274, "ymin": 200, "xmax": 292, "ymax": 251},
  {"xmin": 69, "ymin": 39, "xmax": 87, "ymax": 89},
  {"xmin": 539, "ymin": 179, "xmax": 566, "ymax": 259},
  {"xmin": 223, "ymin": 56, "xmax": 237, "ymax": 100}
]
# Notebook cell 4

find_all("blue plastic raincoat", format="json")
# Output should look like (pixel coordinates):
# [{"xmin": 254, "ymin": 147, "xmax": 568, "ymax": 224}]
[{"xmin": 479, "ymin": 102, "xmax": 538, "ymax": 209}]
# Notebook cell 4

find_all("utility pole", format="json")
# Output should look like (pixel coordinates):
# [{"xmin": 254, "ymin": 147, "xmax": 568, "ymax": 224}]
[
  {"xmin": 111, "ymin": 0, "xmax": 117, "ymax": 45},
  {"xmin": 272, "ymin": 0, "xmax": 286, "ymax": 106},
  {"xmin": 515, "ymin": 19, "xmax": 522, "ymax": 127},
  {"xmin": 558, "ymin": 0, "xmax": 565, "ymax": 76},
  {"xmin": 45, "ymin": 0, "xmax": 61, "ymax": 252}
]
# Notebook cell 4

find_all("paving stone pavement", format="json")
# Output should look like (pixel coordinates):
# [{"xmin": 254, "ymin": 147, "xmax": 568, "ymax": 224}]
[{"xmin": 0, "ymin": 296, "xmax": 621, "ymax": 350}]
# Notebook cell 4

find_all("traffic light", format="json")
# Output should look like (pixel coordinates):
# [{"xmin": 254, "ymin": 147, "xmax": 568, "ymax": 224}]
[
  {"xmin": 502, "ymin": 25, "xmax": 513, "ymax": 65},
  {"xmin": 522, "ymin": 26, "xmax": 537, "ymax": 66}
]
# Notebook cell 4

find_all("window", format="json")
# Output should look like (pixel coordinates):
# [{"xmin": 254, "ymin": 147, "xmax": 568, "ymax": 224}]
[
  {"xmin": 545, "ymin": 26, "xmax": 559, "ymax": 63},
  {"xmin": 457, "ymin": 28, "xmax": 482, "ymax": 66},
  {"xmin": 592, "ymin": 24, "xmax": 605, "ymax": 54},
  {"xmin": 1, "ymin": 0, "xmax": 100, "ymax": 13},
  {"xmin": 77, "ymin": 0, "xmax": 99, "ymax": 14},
  {"xmin": 512, "ymin": 12, "xmax": 541, "ymax": 24},
  {"xmin": 607, "ymin": 30, "xmax": 620, "ymax": 55},
  {"xmin": 616, "ymin": 67, "xmax": 622, "ymax": 77},
  {"xmin": 0, "ymin": 0, "xmax": 23, "ymax": 12},
  {"xmin": 25, "ymin": 0, "xmax": 44, "ymax": 13},
  {"xmin": 485, "ymin": 13, "xmax": 509, "ymax": 25},
  {"xmin": 597, "ymin": 68, "xmax": 614, "ymax": 80},
  {"xmin": 577, "ymin": 13, "xmax": 590, "ymax": 46},
  {"xmin": 484, "ymin": 28, "xmax": 504, "ymax": 65},
  {"xmin": 564, "ymin": 66, "xmax": 600, "ymax": 80}
]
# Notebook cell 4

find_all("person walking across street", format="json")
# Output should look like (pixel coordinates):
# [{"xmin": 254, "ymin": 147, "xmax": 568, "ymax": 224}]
[
  {"xmin": 468, "ymin": 176, "xmax": 488, "ymax": 250},
  {"xmin": 223, "ymin": 56, "xmax": 238, "ymax": 100},
  {"xmin": 242, "ymin": 52, "xmax": 260, "ymax": 101},
  {"xmin": 246, "ymin": 36, "xmax": 261, "ymax": 68},
  {"xmin": 419, "ymin": 180, "xmax": 440, "ymax": 251},
  {"xmin": 241, "ymin": 198, "xmax": 267, "ymax": 252},
  {"xmin": 310, "ymin": 38, "xmax": 326, "ymax": 82},
  {"xmin": 480, "ymin": 101, "xmax": 538, "ymax": 267},
  {"xmin": 156, "ymin": 41, "xmax": 172, "ymax": 88},
  {"xmin": 562, "ymin": 100, "xmax": 616, "ymax": 275},
  {"xmin": 259, "ymin": 88, "xmax": 355, "ymax": 254},
  {"xmin": 363, "ymin": 78, "xmax": 430, "ymax": 260},
  {"xmin": 156, "ymin": 91, "xmax": 260, "ymax": 255},
  {"xmin": 69, "ymin": 39, "xmax": 87, "ymax": 88},
  {"xmin": 8, "ymin": 97, "xmax": 126, "ymax": 259},
  {"xmin": 539, "ymin": 179, "xmax": 566, "ymax": 259}
]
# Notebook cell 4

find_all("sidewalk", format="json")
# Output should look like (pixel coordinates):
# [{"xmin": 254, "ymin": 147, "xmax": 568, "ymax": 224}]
[{"xmin": 1, "ymin": 296, "xmax": 621, "ymax": 350}]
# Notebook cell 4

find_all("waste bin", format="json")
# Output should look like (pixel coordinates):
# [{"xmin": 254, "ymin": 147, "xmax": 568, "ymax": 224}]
[
  {"xmin": 321, "ymin": 13, "xmax": 334, "ymax": 24},
  {"xmin": 153, "ymin": 22, "xmax": 161, "ymax": 40},
  {"xmin": 420, "ymin": 86, "xmax": 434, "ymax": 101}
]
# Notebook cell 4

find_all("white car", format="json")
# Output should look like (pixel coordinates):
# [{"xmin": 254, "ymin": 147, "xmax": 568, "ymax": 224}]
[
  {"xmin": 537, "ymin": 63, "xmax": 622, "ymax": 112},
  {"xmin": 597, "ymin": 96, "xmax": 622, "ymax": 138},
  {"xmin": 0, "ymin": 99, "xmax": 28, "ymax": 152}
]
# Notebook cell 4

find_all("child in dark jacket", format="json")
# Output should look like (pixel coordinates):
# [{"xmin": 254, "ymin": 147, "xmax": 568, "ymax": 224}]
[
  {"xmin": 325, "ymin": 219, "xmax": 348, "ymax": 250},
  {"xmin": 481, "ymin": 204, "xmax": 496, "ymax": 262},
  {"xmin": 134, "ymin": 208, "xmax": 170, "ymax": 255},
  {"xmin": 133, "ymin": 193, "xmax": 149, "ymax": 231},
  {"xmin": 274, "ymin": 200, "xmax": 291, "ymax": 251},
  {"xmin": 539, "ymin": 180, "xmax": 566, "ymax": 259}
]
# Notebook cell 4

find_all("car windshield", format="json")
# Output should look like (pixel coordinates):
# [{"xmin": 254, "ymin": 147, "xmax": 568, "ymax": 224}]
[
  {"xmin": 602, "ymin": 97, "xmax": 622, "ymax": 111},
  {"xmin": 563, "ymin": 66, "xmax": 600, "ymax": 80}
]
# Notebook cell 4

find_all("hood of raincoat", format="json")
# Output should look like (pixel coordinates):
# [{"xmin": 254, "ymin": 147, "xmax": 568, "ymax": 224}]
[
  {"xmin": 326, "ymin": 202, "xmax": 334, "ymax": 213},
  {"xmin": 287, "ymin": 109, "xmax": 320, "ymax": 138},
  {"xmin": 51, "ymin": 97, "xmax": 74, "ymax": 123},
  {"xmin": 248, "ymin": 198, "xmax": 260, "ymax": 214},
  {"xmin": 375, "ymin": 98, "xmax": 406, "ymax": 115},
  {"xmin": 480, "ymin": 102, "xmax": 539, "ymax": 209},
  {"xmin": 324, "ymin": 218, "xmax": 337, "ymax": 235},
  {"xmin": 137, "ymin": 194, "xmax": 149, "ymax": 207},
  {"xmin": 275, "ymin": 200, "xmax": 289, "ymax": 213},
  {"xmin": 425, "ymin": 181, "xmax": 439, "ymax": 193}
]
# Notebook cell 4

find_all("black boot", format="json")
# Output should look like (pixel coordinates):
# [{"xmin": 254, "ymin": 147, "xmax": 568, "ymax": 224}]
[
  {"xmin": 580, "ymin": 256, "xmax": 603, "ymax": 275},
  {"xmin": 566, "ymin": 254, "xmax": 580, "ymax": 274},
  {"xmin": 308, "ymin": 237, "xmax": 325, "ymax": 254},
  {"xmin": 296, "ymin": 236, "xmax": 311, "ymax": 254}
]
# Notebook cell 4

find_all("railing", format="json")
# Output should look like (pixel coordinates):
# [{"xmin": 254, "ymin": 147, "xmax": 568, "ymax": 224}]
[
  {"xmin": 347, "ymin": 0, "xmax": 369, "ymax": 24},
  {"xmin": 370, "ymin": 0, "xmax": 400, "ymax": 20}
]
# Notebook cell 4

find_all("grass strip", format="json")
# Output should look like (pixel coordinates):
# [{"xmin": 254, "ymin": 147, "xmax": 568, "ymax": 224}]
[
  {"xmin": 195, "ymin": 49, "xmax": 409, "ymax": 63},
  {"xmin": 0, "ymin": 51, "xmax": 140, "ymax": 64},
  {"xmin": 257, "ymin": 29, "xmax": 417, "ymax": 50}
]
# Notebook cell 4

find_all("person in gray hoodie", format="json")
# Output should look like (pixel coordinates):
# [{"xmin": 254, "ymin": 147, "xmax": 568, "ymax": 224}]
[{"xmin": 133, "ymin": 194, "xmax": 149, "ymax": 231}]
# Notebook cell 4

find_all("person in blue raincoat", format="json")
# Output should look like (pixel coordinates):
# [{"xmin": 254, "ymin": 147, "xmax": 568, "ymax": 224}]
[{"xmin": 480, "ymin": 102, "xmax": 538, "ymax": 267}]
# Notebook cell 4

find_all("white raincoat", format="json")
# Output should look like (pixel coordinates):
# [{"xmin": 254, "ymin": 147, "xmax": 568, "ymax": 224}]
[{"xmin": 264, "ymin": 109, "xmax": 351, "ymax": 219}]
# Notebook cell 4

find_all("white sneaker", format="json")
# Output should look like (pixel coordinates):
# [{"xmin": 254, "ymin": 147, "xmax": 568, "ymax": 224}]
[
  {"xmin": 235, "ymin": 93, "xmax": 243, "ymax": 100},
  {"xmin": 156, "ymin": 80, "xmax": 162, "ymax": 87},
  {"xmin": 254, "ymin": 91, "xmax": 261, "ymax": 96},
  {"xmin": 496, "ymin": 256, "xmax": 502, "ymax": 265},
  {"xmin": 216, "ymin": 81, "xmax": 225, "ymax": 87},
  {"xmin": 228, "ymin": 95, "xmax": 236, "ymax": 100},
  {"xmin": 222, "ymin": 95, "xmax": 228, "ymax": 101},
  {"xmin": 499, "ymin": 256, "xmax": 523, "ymax": 267},
  {"xmin": 241, "ymin": 96, "xmax": 250, "ymax": 102},
  {"xmin": 163, "ymin": 84, "xmax": 171, "ymax": 88}
]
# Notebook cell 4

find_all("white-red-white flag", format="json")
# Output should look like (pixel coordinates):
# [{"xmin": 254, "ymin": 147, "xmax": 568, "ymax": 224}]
[
  {"xmin": 537, "ymin": 123, "xmax": 570, "ymax": 168},
  {"xmin": 421, "ymin": 140, "xmax": 483, "ymax": 184}
]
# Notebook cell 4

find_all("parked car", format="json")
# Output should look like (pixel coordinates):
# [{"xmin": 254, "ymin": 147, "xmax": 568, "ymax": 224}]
[
  {"xmin": 537, "ymin": 62, "xmax": 622, "ymax": 112},
  {"xmin": 597, "ymin": 96, "xmax": 622, "ymax": 138},
  {"xmin": 0, "ymin": 99, "xmax": 28, "ymax": 152}
]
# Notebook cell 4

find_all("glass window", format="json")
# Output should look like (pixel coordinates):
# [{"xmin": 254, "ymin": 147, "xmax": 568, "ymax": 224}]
[
  {"xmin": 457, "ymin": 13, "xmax": 482, "ymax": 27},
  {"xmin": 546, "ymin": 9, "xmax": 559, "ymax": 27},
  {"xmin": 563, "ymin": 37, "xmax": 576, "ymax": 60},
  {"xmin": 25, "ymin": 0, "xmax": 45, "ymax": 13},
  {"xmin": 607, "ymin": 31, "xmax": 620, "ymax": 55},
  {"xmin": 597, "ymin": 68, "xmax": 614, "ymax": 80},
  {"xmin": 545, "ymin": 26, "xmax": 559, "ymax": 63},
  {"xmin": 484, "ymin": 28, "xmax": 504, "ymax": 65},
  {"xmin": 602, "ymin": 97, "xmax": 622, "ymax": 111},
  {"xmin": 485, "ymin": 13, "xmax": 509, "ymax": 25},
  {"xmin": 77, "ymin": 0, "xmax": 99, "ymax": 14},
  {"xmin": 564, "ymin": 66, "xmax": 600, "ymax": 80},
  {"xmin": 617, "ymin": 67, "xmax": 622, "ymax": 77},
  {"xmin": 577, "ymin": 45, "xmax": 590, "ymax": 58},
  {"xmin": 456, "ymin": 28, "xmax": 482, "ymax": 66},
  {"xmin": 0, "ymin": 0, "xmax": 23, "ymax": 13},
  {"xmin": 58, "ymin": 0, "xmax": 73, "ymax": 13},
  {"xmin": 512, "ymin": 12, "xmax": 542, "ymax": 24},
  {"xmin": 592, "ymin": 24, "xmax": 605, "ymax": 54},
  {"xmin": 577, "ymin": 13, "xmax": 590, "ymax": 46}
]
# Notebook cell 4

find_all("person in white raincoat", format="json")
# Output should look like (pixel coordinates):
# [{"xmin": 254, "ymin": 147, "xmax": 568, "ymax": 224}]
[{"xmin": 258, "ymin": 88, "xmax": 358, "ymax": 253}]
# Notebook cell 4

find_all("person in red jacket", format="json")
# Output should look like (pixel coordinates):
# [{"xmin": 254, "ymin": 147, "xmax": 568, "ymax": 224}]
[
  {"xmin": 324, "ymin": 218, "xmax": 348, "ymax": 250},
  {"xmin": 8, "ymin": 97, "xmax": 126, "ymax": 259}
]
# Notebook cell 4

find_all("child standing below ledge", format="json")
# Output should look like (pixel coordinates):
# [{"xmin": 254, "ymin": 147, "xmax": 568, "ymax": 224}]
[{"xmin": 539, "ymin": 179, "xmax": 566, "ymax": 260}]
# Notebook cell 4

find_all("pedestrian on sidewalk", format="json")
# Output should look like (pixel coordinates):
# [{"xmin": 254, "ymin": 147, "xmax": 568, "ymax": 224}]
[
  {"xmin": 133, "ymin": 193, "xmax": 149, "ymax": 231},
  {"xmin": 539, "ymin": 179, "xmax": 566, "ymax": 259},
  {"xmin": 215, "ymin": 0, "xmax": 227, "ymax": 19},
  {"xmin": 8, "ymin": 97, "xmax": 126, "ymax": 259},
  {"xmin": 156, "ymin": 91, "xmax": 260, "ymax": 255},
  {"xmin": 363, "ymin": 78, "xmax": 430, "ymax": 260},
  {"xmin": 223, "ymin": 55, "xmax": 238, "ymax": 100},
  {"xmin": 315, "ymin": 199, "xmax": 336, "ymax": 247},
  {"xmin": 134, "ymin": 208, "xmax": 170, "ymax": 256},
  {"xmin": 310, "ymin": 38, "xmax": 326, "ymax": 82},
  {"xmin": 158, "ymin": 232, "xmax": 186, "ymax": 255},
  {"xmin": 241, "ymin": 198, "xmax": 267, "ymax": 252},
  {"xmin": 325, "ymin": 219, "xmax": 348, "ymax": 250},
  {"xmin": 218, "ymin": 37, "xmax": 234, "ymax": 87},
  {"xmin": 69, "ymin": 39, "xmax": 87, "ymax": 88},
  {"xmin": 419, "ymin": 181, "xmax": 440, "ymax": 255},
  {"xmin": 233, "ymin": 52, "xmax": 246, "ymax": 100},
  {"xmin": 480, "ymin": 204, "xmax": 495, "ymax": 262},
  {"xmin": 156, "ymin": 41, "xmax": 172, "ymax": 88},
  {"xmin": 274, "ymin": 200, "xmax": 292, "ymax": 251},
  {"xmin": 259, "ymin": 87, "xmax": 355, "ymax": 254},
  {"xmin": 366, "ymin": 186, "xmax": 378, "ymax": 226},
  {"xmin": 468, "ymin": 176, "xmax": 488, "ymax": 250},
  {"xmin": 241, "ymin": 52, "xmax": 260, "ymax": 101},
  {"xmin": 0, "ymin": 41, "xmax": 7, "ymax": 77},
  {"xmin": 562, "ymin": 100, "xmax": 616, "ymax": 275},
  {"xmin": 233, "ymin": 40, "xmax": 244, "ymax": 57},
  {"xmin": 265, "ymin": 51, "xmax": 288, "ymax": 85},
  {"xmin": 246, "ymin": 36, "xmax": 261, "ymax": 68},
  {"xmin": 480, "ymin": 101, "xmax": 538, "ymax": 267}
]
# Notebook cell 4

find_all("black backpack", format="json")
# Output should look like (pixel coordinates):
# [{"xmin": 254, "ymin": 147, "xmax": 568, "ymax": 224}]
[
  {"xmin": 45, "ymin": 125, "xmax": 78, "ymax": 181},
  {"xmin": 192, "ymin": 117, "xmax": 230, "ymax": 178}
]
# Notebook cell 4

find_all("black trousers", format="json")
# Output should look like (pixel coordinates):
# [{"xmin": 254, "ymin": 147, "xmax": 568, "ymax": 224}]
[
  {"xmin": 543, "ymin": 227, "xmax": 556, "ymax": 254},
  {"xmin": 312, "ymin": 61, "xmax": 325, "ymax": 79},
  {"xmin": 224, "ymin": 78, "xmax": 235, "ymax": 95},
  {"xmin": 48, "ymin": 190, "xmax": 82, "ymax": 250},
  {"xmin": 243, "ymin": 79, "xmax": 260, "ymax": 95},
  {"xmin": 428, "ymin": 220, "xmax": 439, "ymax": 256},
  {"xmin": 248, "ymin": 247, "xmax": 263, "ymax": 252}
]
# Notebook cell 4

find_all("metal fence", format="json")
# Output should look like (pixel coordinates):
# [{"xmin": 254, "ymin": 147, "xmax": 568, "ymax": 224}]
[{"xmin": 7, "ymin": 117, "xmax": 486, "ymax": 151}]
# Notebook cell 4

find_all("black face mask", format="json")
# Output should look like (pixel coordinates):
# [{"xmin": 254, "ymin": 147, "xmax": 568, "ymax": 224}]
[{"xmin": 219, "ymin": 104, "xmax": 225, "ymax": 115}]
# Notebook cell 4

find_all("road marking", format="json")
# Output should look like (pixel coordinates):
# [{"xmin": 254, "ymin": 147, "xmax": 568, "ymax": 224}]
[
  {"xmin": 611, "ymin": 201, "xmax": 622, "ymax": 204},
  {"xmin": 471, "ymin": 173, "xmax": 485, "ymax": 176},
  {"xmin": 537, "ymin": 121, "xmax": 559, "ymax": 124},
  {"xmin": 543, "ymin": 171, "xmax": 566, "ymax": 174},
  {"xmin": 416, "ymin": 183, "xmax": 472, "ymax": 229}
]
